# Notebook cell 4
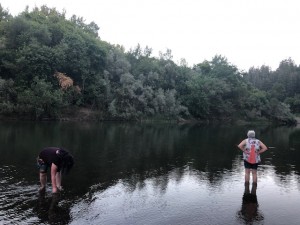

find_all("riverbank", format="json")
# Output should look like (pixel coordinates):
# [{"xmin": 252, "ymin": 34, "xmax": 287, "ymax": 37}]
[{"xmin": 0, "ymin": 107, "xmax": 298, "ymax": 125}]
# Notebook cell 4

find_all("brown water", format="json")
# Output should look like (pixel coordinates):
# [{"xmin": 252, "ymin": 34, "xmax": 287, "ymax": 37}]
[{"xmin": 0, "ymin": 122, "xmax": 300, "ymax": 225}]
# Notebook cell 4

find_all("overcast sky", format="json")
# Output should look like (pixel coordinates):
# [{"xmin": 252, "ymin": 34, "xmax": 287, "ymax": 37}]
[{"xmin": 1, "ymin": 0, "xmax": 300, "ymax": 71}]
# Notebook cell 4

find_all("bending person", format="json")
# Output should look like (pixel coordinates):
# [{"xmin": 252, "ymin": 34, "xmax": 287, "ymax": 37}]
[
  {"xmin": 37, "ymin": 147, "xmax": 74, "ymax": 193},
  {"xmin": 237, "ymin": 130, "xmax": 267, "ymax": 184}
]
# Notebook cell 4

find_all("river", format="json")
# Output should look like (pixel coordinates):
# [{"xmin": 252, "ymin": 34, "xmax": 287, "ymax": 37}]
[{"xmin": 0, "ymin": 121, "xmax": 300, "ymax": 225}]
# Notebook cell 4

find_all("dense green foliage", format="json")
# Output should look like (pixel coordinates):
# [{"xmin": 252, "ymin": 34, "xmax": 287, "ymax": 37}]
[
  {"xmin": 244, "ymin": 60, "xmax": 300, "ymax": 115},
  {"xmin": 0, "ymin": 5, "xmax": 297, "ymax": 123}
]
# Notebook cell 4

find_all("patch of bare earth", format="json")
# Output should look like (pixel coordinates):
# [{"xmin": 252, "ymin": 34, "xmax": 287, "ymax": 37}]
[{"xmin": 60, "ymin": 108, "xmax": 99, "ymax": 121}]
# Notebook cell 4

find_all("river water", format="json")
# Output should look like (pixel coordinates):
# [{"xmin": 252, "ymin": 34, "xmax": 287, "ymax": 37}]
[{"xmin": 0, "ymin": 121, "xmax": 300, "ymax": 225}]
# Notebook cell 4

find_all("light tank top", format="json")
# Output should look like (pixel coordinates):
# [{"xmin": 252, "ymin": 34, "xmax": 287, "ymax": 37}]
[{"xmin": 243, "ymin": 138, "xmax": 261, "ymax": 164}]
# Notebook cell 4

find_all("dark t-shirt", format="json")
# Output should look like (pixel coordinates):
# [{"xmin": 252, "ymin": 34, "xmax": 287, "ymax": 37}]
[{"xmin": 39, "ymin": 147, "xmax": 63, "ymax": 172}]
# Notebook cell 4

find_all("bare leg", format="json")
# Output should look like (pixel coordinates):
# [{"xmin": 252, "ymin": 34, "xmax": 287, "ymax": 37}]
[
  {"xmin": 244, "ymin": 180, "xmax": 250, "ymax": 193},
  {"xmin": 252, "ymin": 169, "xmax": 257, "ymax": 184},
  {"xmin": 51, "ymin": 164, "xmax": 58, "ymax": 193},
  {"xmin": 251, "ymin": 182, "xmax": 257, "ymax": 195},
  {"xmin": 39, "ymin": 173, "xmax": 47, "ymax": 191},
  {"xmin": 245, "ymin": 168, "xmax": 250, "ymax": 183}
]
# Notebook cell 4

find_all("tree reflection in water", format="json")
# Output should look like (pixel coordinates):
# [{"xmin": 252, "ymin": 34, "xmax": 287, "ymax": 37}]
[{"xmin": 1, "ymin": 122, "xmax": 300, "ymax": 224}]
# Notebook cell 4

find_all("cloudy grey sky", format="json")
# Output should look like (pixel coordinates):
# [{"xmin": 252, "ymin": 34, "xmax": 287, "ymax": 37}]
[{"xmin": 1, "ymin": 0, "xmax": 300, "ymax": 70}]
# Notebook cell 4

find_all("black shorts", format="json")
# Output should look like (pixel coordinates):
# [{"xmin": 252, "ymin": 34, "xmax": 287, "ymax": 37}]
[
  {"xmin": 244, "ymin": 160, "xmax": 258, "ymax": 170},
  {"xmin": 37, "ymin": 158, "xmax": 48, "ymax": 173}
]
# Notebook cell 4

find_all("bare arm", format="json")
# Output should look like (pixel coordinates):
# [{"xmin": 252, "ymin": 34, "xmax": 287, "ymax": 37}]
[
  {"xmin": 258, "ymin": 142, "xmax": 268, "ymax": 154},
  {"xmin": 237, "ymin": 140, "xmax": 246, "ymax": 151},
  {"xmin": 51, "ymin": 163, "xmax": 58, "ymax": 193}
]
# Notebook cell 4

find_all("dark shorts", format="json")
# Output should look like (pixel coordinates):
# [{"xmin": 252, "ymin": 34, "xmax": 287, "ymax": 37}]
[
  {"xmin": 244, "ymin": 160, "xmax": 258, "ymax": 170},
  {"xmin": 37, "ymin": 158, "xmax": 49, "ymax": 173}
]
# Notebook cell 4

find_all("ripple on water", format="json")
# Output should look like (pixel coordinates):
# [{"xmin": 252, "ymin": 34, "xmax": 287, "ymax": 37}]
[{"xmin": 0, "ymin": 165, "xmax": 40, "ymax": 224}]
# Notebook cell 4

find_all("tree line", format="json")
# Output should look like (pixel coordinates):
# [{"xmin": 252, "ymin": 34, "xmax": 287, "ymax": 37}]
[
  {"xmin": 244, "ymin": 60, "xmax": 300, "ymax": 114},
  {"xmin": 0, "ymin": 5, "xmax": 297, "ymax": 124}
]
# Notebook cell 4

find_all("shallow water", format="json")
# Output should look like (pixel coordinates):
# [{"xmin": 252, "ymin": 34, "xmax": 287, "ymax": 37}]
[{"xmin": 0, "ymin": 122, "xmax": 300, "ymax": 225}]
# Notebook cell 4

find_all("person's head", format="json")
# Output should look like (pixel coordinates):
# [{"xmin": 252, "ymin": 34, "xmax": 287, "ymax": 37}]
[
  {"xmin": 62, "ymin": 154, "xmax": 74, "ymax": 174},
  {"xmin": 247, "ymin": 130, "xmax": 255, "ymax": 138}
]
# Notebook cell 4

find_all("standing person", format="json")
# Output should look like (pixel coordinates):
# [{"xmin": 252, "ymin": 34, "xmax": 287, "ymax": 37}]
[
  {"xmin": 237, "ymin": 130, "xmax": 267, "ymax": 184},
  {"xmin": 37, "ymin": 147, "xmax": 74, "ymax": 193}
]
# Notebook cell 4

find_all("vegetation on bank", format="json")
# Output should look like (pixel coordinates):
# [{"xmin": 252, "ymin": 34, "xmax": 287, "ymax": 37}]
[{"xmin": 0, "ymin": 5, "xmax": 298, "ymax": 124}]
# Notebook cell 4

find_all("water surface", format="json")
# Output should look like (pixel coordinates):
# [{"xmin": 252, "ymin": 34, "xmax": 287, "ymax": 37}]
[{"xmin": 0, "ymin": 122, "xmax": 300, "ymax": 224}]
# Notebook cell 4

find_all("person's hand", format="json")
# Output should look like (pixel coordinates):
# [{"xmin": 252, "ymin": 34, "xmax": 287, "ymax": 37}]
[
  {"xmin": 52, "ymin": 186, "xmax": 63, "ymax": 194},
  {"xmin": 57, "ymin": 186, "xmax": 64, "ymax": 192},
  {"xmin": 39, "ymin": 186, "xmax": 46, "ymax": 192},
  {"xmin": 52, "ymin": 186, "xmax": 59, "ymax": 193}
]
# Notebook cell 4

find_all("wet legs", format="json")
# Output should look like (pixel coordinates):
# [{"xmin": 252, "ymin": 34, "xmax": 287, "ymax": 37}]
[
  {"xmin": 245, "ymin": 168, "xmax": 257, "ymax": 184},
  {"xmin": 245, "ymin": 168, "xmax": 250, "ymax": 183},
  {"xmin": 252, "ymin": 170, "xmax": 257, "ymax": 184}
]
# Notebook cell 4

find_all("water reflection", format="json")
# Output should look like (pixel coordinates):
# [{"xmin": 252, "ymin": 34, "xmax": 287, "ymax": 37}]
[
  {"xmin": 69, "ymin": 123, "xmax": 247, "ymax": 195},
  {"xmin": 34, "ymin": 192, "xmax": 71, "ymax": 225},
  {"xmin": 0, "ymin": 165, "xmax": 72, "ymax": 225},
  {"xmin": 237, "ymin": 182, "xmax": 264, "ymax": 224},
  {"xmin": 0, "ymin": 166, "xmax": 38, "ymax": 224},
  {"xmin": 0, "ymin": 122, "xmax": 300, "ymax": 224},
  {"xmin": 70, "ymin": 169, "xmax": 241, "ymax": 225}
]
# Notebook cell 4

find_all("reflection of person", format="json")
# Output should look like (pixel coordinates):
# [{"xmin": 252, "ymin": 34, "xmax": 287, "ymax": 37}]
[
  {"xmin": 237, "ymin": 182, "xmax": 264, "ymax": 223},
  {"xmin": 237, "ymin": 130, "xmax": 268, "ymax": 184},
  {"xmin": 36, "ymin": 191, "xmax": 71, "ymax": 224},
  {"xmin": 48, "ymin": 193, "xmax": 64, "ymax": 222},
  {"xmin": 37, "ymin": 147, "xmax": 74, "ymax": 193}
]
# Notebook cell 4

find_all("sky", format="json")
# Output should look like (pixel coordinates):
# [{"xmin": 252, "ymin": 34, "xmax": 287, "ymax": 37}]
[{"xmin": 1, "ymin": 0, "xmax": 300, "ymax": 71}]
